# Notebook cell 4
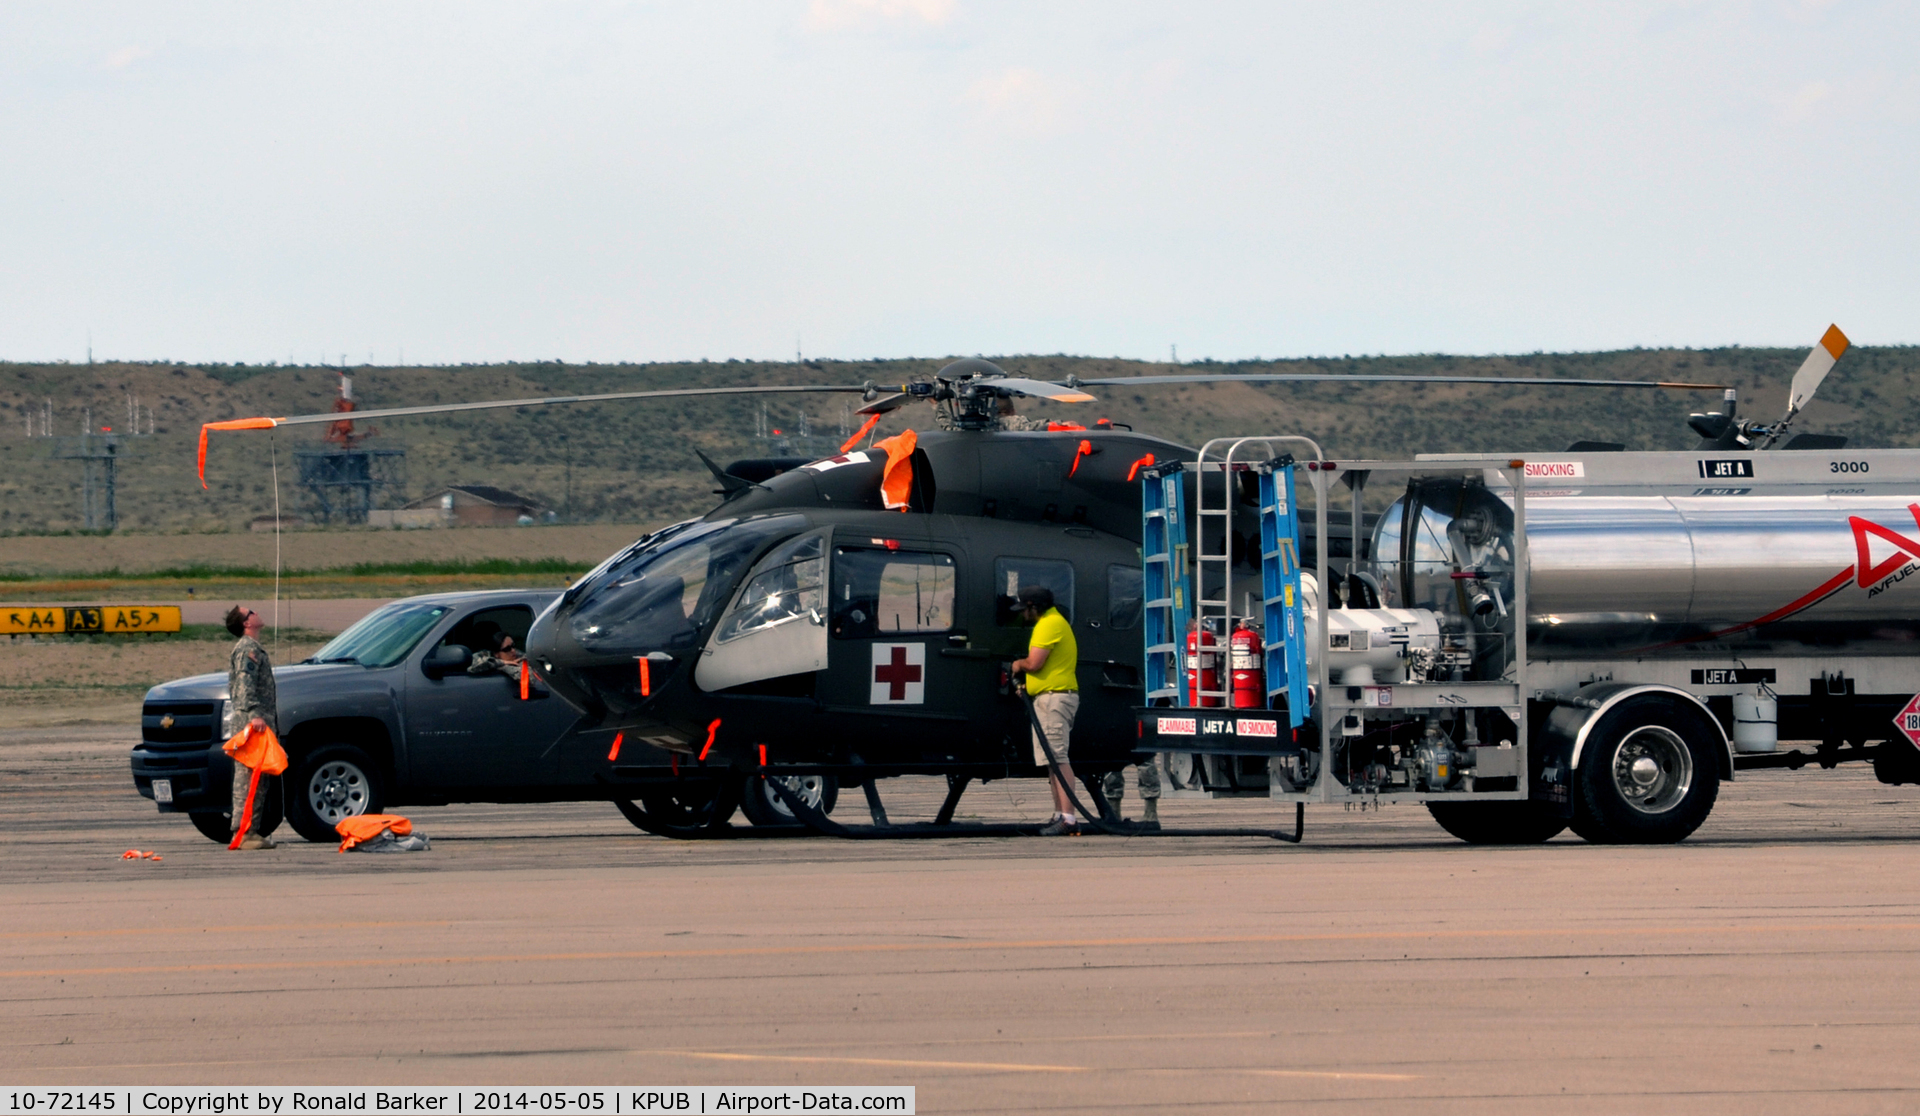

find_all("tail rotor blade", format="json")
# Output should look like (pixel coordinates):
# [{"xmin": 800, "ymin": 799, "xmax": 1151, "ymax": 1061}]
[{"xmin": 1787, "ymin": 324, "xmax": 1850, "ymax": 414}]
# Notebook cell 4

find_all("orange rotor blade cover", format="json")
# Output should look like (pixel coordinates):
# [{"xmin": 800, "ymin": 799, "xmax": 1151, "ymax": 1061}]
[
  {"xmin": 873, "ymin": 429, "xmax": 918, "ymax": 512},
  {"xmin": 198, "ymin": 417, "xmax": 282, "ymax": 488},
  {"xmin": 222, "ymin": 723, "xmax": 289, "ymax": 776}
]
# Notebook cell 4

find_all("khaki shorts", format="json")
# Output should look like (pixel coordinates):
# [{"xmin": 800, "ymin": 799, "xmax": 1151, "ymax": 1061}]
[{"xmin": 1030, "ymin": 690, "xmax": 1080, "ymax": 767}]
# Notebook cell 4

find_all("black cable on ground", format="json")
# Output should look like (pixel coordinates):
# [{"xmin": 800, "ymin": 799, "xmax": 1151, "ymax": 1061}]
[{"xmin": 1020, "ymin": 692, "xmax": 1303, "ymax": 843}]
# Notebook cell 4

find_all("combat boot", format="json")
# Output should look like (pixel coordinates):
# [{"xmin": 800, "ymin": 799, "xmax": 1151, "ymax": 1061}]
[
  {"xmin": 1138, "ymin": 798, "xmax": 1161, "ymax": 831},
  {"xmin": 237, "ymin": 833, "xmax": 276, "ymax": 850}
]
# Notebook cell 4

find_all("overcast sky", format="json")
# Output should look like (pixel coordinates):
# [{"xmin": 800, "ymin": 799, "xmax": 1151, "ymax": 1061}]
[{"xmin": 2, "ymin": 1, "xmax": 1913, "ymax": 365}]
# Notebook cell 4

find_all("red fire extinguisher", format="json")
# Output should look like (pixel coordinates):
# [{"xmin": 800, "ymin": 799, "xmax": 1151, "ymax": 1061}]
[
  {"xmin": 1186, "ymin": 623, "xmax": 1222, "ymax": 707},
  {"xmin": 1230, "ymin": 619, "xmax": 1265, "ymax": 709}
]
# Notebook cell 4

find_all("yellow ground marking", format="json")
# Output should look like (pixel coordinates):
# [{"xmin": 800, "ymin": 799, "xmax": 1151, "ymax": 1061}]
[{"xmin": 7, "ymin": 921, "xmax": 1919, "ymax": 980}]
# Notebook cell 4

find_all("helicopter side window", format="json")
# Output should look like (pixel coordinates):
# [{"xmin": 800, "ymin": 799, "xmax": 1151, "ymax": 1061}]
[
  {"xmin": 1107, "ymin": 564, "xmax": 1143, "ymax": 630},
  {"xmin": 994, "ymin": 557, "xmax": 1074, "ymax": 626},
  {"xmin": 831, "ymin": 549, "xmax": 955, "ymax": 638},
  {"xmin": 713, "ymin": 535, "xmax": 826, "ymax": 644}
]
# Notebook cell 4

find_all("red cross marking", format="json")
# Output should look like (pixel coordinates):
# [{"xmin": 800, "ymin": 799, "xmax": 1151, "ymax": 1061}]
[{"xmin": 874, "ymin": 645, "xmax": 923, "ymax": 700}]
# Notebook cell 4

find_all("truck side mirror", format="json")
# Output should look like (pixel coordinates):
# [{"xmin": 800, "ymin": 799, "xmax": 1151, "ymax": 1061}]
[{"xmin": 422, "ymin": 643, "xmax": 472, "ymax": 679}]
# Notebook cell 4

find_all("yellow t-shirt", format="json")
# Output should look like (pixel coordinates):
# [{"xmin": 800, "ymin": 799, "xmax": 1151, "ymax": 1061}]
[{"xmin": 1024, "ymin": 607, "xmax": 1078, "ymax": 694}]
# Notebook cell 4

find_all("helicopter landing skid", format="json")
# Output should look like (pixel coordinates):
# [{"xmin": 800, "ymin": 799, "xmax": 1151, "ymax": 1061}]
[
  {"xmin": 763, "ymin": 753, "xmax": 1305, "ymax": 843},
  {"xmin": 598, "ymin": 776, "xmax": 815, "ymax": 841}
]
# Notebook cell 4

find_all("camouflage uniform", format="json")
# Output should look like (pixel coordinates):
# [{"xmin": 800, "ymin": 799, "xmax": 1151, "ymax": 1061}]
[
  {"xmin": 1102, "ymin": 760, "xmax": 1161, "ymax": 814},
  {"xmin": 933, "ymin": 409, "xmax": 1052, "ymax": 432},
  {"xmin": 466, "ymin": 649, "xmax": 511, "ymax": 676},
  {"xmin": 225, "ymin": 634, "xmax": 278, "ymax": 837}
]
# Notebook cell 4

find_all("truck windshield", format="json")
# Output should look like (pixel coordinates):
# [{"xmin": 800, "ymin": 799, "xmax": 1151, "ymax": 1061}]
[{"xmin": 306, "ymin": 602, "xmax": 452, "ymax": 668}]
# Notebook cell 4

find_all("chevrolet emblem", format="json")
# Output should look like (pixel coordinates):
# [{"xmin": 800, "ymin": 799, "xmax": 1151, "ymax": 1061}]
[{"xmin": 160, "ymin": 715, "xmax": 175, "ymax": 729}]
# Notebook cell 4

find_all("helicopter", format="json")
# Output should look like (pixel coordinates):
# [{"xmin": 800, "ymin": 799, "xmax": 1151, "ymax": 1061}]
[{"xmin": 199, "ymin": 348, "xmax": 1807, "ymax": 835}]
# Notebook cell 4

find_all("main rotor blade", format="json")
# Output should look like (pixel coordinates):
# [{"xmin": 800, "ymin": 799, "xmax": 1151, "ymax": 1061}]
[
  {"xmin": 261, "ymin": 382, "xmax": 874, "ymax": 427},
  {"xmin": 1074, "ymin": 373, "xmax": 1729, "ymax": 391},
  {"xmin": 986, "ymin": 377, "xmax": 1098, "ymax": 403},
  {"xmin": 855, "ymin": 392, "xmax": 912, "ymax": 416},
  {"xmin": 1786, "ymin": 324, "xmax": 1850, "ymax": 414}
]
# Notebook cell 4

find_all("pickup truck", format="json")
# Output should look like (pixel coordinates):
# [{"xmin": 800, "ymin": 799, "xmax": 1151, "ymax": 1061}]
[{"xmin": 131, "ymin": 589, "xmax": 833, "ymax": 842}]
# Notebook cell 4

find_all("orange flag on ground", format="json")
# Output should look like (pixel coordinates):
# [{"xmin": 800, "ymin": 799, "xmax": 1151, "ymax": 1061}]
[{"xmin": 335, "ymin": 813, "xmax": 413, "ymax": 853}]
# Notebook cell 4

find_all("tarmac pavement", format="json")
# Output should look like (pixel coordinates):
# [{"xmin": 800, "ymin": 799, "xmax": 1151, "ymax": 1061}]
[{"xmin": 7, "ymin": 725, "xmax": 1920, "ymax": 1113}]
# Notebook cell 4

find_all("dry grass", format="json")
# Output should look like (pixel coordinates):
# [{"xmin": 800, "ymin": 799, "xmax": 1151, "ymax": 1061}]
[
  {"xmin": 0, "ymin": 523, "xmax": 651, "ymax": 578},
  {"xmin": 1, "ymin": 630, "xmax": 332, "ymax": 727},
  {"xmin": 3, "ymin": 573, "xmax": 572, "ymax": 603}
]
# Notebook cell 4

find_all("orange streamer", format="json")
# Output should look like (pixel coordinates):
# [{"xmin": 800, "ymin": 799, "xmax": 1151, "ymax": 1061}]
[
  {"xmin": 1126, "ymin": 454, "xmax": 1156, "ymax": 483},
  {"xmin": 1068, "ymin": 439, "xmax": 1094, "ymax": 478},
  {"xmin": 197, "ymin": 417, "xmax": 281, "ymax": 488},
  {"xmin": 838, "ymin": 413, "xmax": 882, "ymax": 454},
  {"xmin": 699, "ymin": 718, "xmax": 722, "ymax": 761},
  {"xmin": 608, "ymin": 732, "xmax": 624, "ymax": 762},
  {"xmin": 227, "ymin": 766, "xmax": 264, "ymax": 850}
]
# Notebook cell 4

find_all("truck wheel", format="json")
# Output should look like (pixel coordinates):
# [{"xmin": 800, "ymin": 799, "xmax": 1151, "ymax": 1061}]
[
  {"xmin": 285, "ymin": 745, "xmax": 386, "ymax": 843},
  {"xmin": 1570, "ymin": 695, "xmax": 1720, "ymax": 844},
  {"xmin": 739, "ymin": 774, "xmax": 838, "ymax": 827},
  {"xmin": 186, "ymin": 779, "xmax": 285, "ymax": 844},
  {"xmin": 1426, "ymin": 801, "xmax": 1567, "ymax": 845}
]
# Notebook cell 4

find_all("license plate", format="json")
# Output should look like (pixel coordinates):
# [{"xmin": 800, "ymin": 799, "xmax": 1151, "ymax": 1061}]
[{"xmin": 152, "ymin": 778, "xmax": 173, "ymax": 804}]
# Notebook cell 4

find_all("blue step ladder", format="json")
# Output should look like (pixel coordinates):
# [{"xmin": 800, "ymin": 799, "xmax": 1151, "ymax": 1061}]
[
  {"xmin": 1140, "ymin": 462, "xmax": 1190, "ymax": 704},
  {"xmin": 1258, "ymin": 458, "xmax": 1309, "ymax": 729}
]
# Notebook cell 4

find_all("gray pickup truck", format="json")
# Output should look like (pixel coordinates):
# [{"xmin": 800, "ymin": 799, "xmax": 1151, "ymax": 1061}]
[{"xmin": 131, "ymin": 589, "xmax": 833, "ymax": 843}]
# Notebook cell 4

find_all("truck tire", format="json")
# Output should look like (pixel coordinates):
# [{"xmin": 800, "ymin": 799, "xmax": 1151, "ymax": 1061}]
[
  {"xmin": 186, "ymin": 780, "xmax": 284, "ymax": 844},
  {"xmin": 739, "ymin": 774, "xmax": 838, "ymax": 827},
  {"xmin": 285, "ymin": 745, "xmax": 386, "ymax": 843},
  {"xmin": 1569, "ymin": 694, "xmax": 1720, "ymax": 844},
  {"xmin": 1425, "ymin": 800, "xmax": 1567, "ymax": 845}
]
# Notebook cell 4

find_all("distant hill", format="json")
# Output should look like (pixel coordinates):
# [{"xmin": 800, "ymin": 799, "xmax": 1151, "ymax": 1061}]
[{"xmin": 5, "ymin": 346, "xmax": 1916, "ymax": 535}]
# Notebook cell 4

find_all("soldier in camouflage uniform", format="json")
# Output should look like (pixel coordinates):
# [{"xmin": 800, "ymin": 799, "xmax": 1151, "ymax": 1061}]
[
  {"xmin": 1102, "ymin": 761, "xmax": 1161, "ymax": 829},
  {"xmin": 224, "ymin": 605, "xmax": 279, "ymax": 849},
  {"xmin": 934, "ymin": 396, "xmax": 1052, "ymax": 432}
]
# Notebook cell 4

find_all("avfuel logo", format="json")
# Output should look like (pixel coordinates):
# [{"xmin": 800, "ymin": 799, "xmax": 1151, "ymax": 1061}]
[{"xmin": 1852, "ymin": 503, "xmax": 1920, "ymax": 594}]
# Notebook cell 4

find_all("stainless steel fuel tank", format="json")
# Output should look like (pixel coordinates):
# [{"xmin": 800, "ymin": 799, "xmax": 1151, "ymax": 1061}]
[{"xmin": 1371, "ymin": 448, "xmax": 1920, "ymax": 651}]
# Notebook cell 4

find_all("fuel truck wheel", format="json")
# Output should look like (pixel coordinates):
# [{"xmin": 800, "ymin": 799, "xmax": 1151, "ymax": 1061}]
[
  {"xmin": 285, "ymin": 745, "xmax": 385, "ymax": 843},
  {"xmin": 1569, "ymin": 695, "xmax": 1720, "ymax": 845},
  {"xmin": 739, "ymin": 773, "xmax": 838, "ymax": 827},
  {"xmin": 1425, "ymin": 800, "xmax": 1567, "ymax": 845}
]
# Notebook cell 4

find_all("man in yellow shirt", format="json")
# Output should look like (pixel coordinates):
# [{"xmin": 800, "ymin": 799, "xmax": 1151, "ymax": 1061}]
[{"xmin": 1011, "ymin": 585, "xmax": 1081, "ymax": 835}]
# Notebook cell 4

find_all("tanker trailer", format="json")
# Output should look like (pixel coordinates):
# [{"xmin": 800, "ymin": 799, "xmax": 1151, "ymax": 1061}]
[{"xmin": 1368, "ymin": 446, "xmax": 1920, "ymax": 843}]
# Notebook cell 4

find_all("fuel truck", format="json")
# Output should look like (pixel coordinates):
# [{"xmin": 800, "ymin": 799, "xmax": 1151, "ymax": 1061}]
[{"xmin": 1138, "ymin": 406, "xmax": 1920, "ymax": 845}]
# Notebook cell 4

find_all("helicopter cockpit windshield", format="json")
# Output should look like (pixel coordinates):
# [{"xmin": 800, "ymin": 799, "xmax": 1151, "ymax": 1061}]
[{"xmin": 567, "ymin": 514, "xmax": 806, "ymax": 654}]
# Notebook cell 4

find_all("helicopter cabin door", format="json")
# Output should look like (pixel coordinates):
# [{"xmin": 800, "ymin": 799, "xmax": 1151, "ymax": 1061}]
[{"xmin": 815, "ymin": 537, "xmax": 982, "ymax": 765}]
